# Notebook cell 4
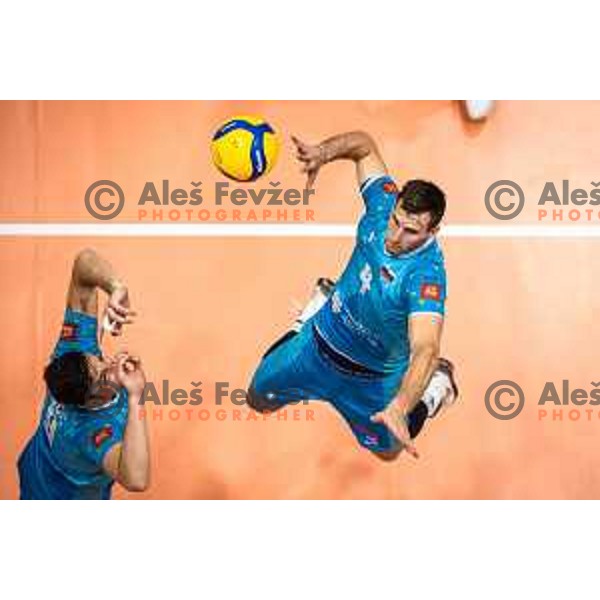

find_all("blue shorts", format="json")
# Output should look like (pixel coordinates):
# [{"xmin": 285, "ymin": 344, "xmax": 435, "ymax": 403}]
[{"xmin": 250, "ymin": 325, "xmax": 408, "ymax": 453}]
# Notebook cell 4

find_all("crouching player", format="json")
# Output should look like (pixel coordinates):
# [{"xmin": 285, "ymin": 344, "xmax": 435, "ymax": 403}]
[{"xmin": 248, "ymin": 131, "xmax": 459, "ymax": 460}]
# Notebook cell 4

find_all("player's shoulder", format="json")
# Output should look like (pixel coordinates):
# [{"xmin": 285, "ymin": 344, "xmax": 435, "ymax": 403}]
[
  {"xmin": 359, "ymin": 173, "xmax": 398, "ymax": 197},
  {"xmin": 359, "ymin": 173, "xmax": 399, "ymax": 220},
  {"xmin": 53, "ymin": 308, "xmax": 100, "ymax": 359},
  {"xmin": 427, "ymin": 239, "xmax": 446, "ymax": 270},
  {"xmin": 406, "ymin": 240, "xmax": 446, "ymax": 281}
]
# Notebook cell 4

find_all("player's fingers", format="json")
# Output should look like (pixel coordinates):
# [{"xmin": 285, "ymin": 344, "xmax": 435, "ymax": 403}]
[
  {"xmin": 117, "ymin": 354, "xmax": 129, "ymax": 373},
  {"xmin": 113, "ymin": 305, "xmax": 137, "ymax": 319},
  {"xmin": 291, "ymin": 135, "xmax": 307, "ymax": 152},
  {"xmin": 402, "ymin": 442, "xmax": 420, "ymax": 459},
  {"xmin": 108, "ymin": 300, "xmax": 130, "ymax": 317},
  {"xmin": 107, "ymin": 306, "xmax": 127, "ymax": 324},
  {"xmin": 381, "ymin": 420, "xmax": 419, "ymax": 459},
  {"xmin": 370, "ymin": 411, "xmax": 384, "ymax": 424},
  {"xmin": 109, "ymin": 306, "xmax": 136, "ymax": 325},
  {"xmin": 306, "ymin": 169, "xmax": 318, "ymax": 190},
  {"xmin": 127, "ymin": 356, "xmax": 142, "ymax": 368},
  {"xmin": 116, "ymin": 315, "xmax": 135, "ymax": 327}
]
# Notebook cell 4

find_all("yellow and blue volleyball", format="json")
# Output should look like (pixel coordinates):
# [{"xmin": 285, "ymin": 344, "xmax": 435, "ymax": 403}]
[{"xmin": 211, "ymin": 115, "xmax": 280, "ymax": 182}]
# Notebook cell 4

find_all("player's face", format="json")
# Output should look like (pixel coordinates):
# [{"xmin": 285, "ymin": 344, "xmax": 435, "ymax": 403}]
[
  {"xmin": 85, "ymin": 353, "xmax": 127, "ymax": 402},
  {"xmin": 385, "ymin": 207, "xmax": 434, "ymax": 254}
]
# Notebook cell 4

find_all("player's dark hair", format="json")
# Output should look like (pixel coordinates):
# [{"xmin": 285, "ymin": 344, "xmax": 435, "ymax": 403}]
[
  {"xmin": 44, "ymin": 351, "xmax": 92, "ymax": 406},
  {"xmin": 397, "ymin": 179, "xmax": 446, "ymax": 229}
]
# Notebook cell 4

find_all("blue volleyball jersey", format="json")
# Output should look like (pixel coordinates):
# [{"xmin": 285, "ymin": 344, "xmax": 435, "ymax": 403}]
[
  {"xmin": 18, "ymin": 308, "xmax": 128, "ymax": 500},
  {"xmin": 314, "ymin": 174, "xmax": 447, "ymax": 375}
]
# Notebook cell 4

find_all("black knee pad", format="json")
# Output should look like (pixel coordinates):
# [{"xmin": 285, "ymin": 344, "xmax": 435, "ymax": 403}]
[{"xmin": 407, "ymin": 401, "xmax": 429, "ymax": 439}]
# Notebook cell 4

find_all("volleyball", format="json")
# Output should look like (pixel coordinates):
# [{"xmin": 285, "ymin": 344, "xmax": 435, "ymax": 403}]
[{"xmin": 211, "ymin": 116, "xmax": 280, "ymax": 182}]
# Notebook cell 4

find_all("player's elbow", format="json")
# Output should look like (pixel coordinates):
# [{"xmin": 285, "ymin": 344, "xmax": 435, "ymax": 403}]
[
  {"xmin": 74, "ymin": 247, "xmax": 97, "ymax": 268},
  {"xmin": 127, "ymin": 481, "xmax": 150, "ymax": 493},
  {"xmin": 119, "ymin": 466, "xmax": 151, "ymax": 492},
  {"xmin": 123, "ymin": 474, "xmax": 150, "ymax": 493},
  {"xmin": 412, "ymin": 341, "xmax": 440, "ymax": 364},
  {"xmin": 348, "ymin": 131, "xmax": 379, "ymax": 161},
  {"xmin": 72, "ymin": 248, "xmax": 97, "ymax": 282}
]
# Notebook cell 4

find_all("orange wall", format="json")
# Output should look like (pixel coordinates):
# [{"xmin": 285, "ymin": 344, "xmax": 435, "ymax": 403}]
[{"xmin": 2, "ymin": 101, "xmax": 600, "ymax": 499}]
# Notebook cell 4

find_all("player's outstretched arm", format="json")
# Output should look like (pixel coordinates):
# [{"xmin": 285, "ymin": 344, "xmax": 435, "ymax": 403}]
[
  {"xmin": 102, "ymin": 355, "xmax": 150, "ymax": 492},
  {"xmin": 292, "ymin": 131, "xmax": 387, "ymax": 190},
  {"xmin": 371, "ymin": 314, "xmax": 443, "ymax": 458},
  {"xmin": 67, "ymin": 248, "xmax": 135, "ymax": 335}
]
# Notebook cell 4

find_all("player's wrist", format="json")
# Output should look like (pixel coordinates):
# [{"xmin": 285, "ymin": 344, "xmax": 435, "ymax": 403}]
[
  {"xmin": 392, "ymin": 394, "xmax": 411, "ymax": 415},
  {"xmin": 317, "ymin": 143, "xmax": 329, "ymax": 166},
  {"xmin": 107, "ymin": 278, "xmax": 126, "ymax": 295},
  {"xmin": 126, "ymin": 388, "xmax": 145, "ymax": 405}
]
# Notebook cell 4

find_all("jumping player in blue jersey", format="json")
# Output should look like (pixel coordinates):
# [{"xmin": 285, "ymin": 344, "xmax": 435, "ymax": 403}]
[
  {"xmin": 17, "ymin": 248, "xmax": 150, "ymax": 499},
  {"xmin": 248, "ymin": 131, "xmax": 459, "ymax": 460}
]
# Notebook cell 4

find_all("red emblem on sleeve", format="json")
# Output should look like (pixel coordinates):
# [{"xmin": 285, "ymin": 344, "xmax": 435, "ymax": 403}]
[
  {"xmin": 61, "ymin": 323, "xmax": 78, "ymax": 340},
  {"xmin": 93, "ymin": 425, "xmax": 113, "ymax": 448},
  {"xmin": 420, "ymin": 283, "xmax": 441, "ymax": 301},
  {"xmin": 382, "ymin": 181, "xmax": 398, "ymax": 194}
]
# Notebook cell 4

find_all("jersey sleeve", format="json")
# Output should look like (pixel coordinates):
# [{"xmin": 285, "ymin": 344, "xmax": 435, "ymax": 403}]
[
  {"xmin": 359, "ymin": 174, "xmax": 399, "ymax": 214},
  {"xmin": 52, "ymin": 308, "xmax": 101, "ymax": 359},
  {"xmin": 405, "ymin": 263, "xmax": 447, "ymax": 317}
]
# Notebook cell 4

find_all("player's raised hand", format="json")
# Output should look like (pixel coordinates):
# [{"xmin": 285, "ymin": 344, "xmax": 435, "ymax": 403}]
[
  {"xmin": 117, "ymin": 354, "xmax": 146, "ymax": 397},
  {"xmin": 371, "ymin": 403, "xmax": 419, "ymax": 459},
  {"xmin": 291, "ymin": 135, "xmax": 323, "ymax": 190},
  {"xmin": 105, "ymin": 284, "xmax": 137, "ymax": 336}
]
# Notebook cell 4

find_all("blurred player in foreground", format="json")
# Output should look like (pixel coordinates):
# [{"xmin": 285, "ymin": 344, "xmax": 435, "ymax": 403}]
[
  {"xmin": 249, "ymin": 131, "xmax": 458, "ymax": 460},
  {"xmin": 18, "ymin": 248, "xmax": 150, "ymax": 499}
]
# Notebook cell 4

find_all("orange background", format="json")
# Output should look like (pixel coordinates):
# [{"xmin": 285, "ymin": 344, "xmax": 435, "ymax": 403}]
[{"xmin": 1, "ymin": 101, "xmax": 600, "ymax": 499}]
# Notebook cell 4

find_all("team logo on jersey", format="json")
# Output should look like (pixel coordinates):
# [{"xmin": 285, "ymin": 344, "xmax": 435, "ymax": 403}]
[
  {"xmin": 420, "ymin": 283, "xmax": 441, "ymax": 301},
  {"xmin": 61, "ymin": 323, "xmax": 78, "ymax": 340},
  {"xmin": 382, "ymin": 181, "xmax": 398, "ymax": 195},
  {"xmin": 92, "ymin": 425, "xmax": 113, "ymax": 448},
  {"xmin": 359, "ymin": 263, "xmax": 373, "ymax": 294}
]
